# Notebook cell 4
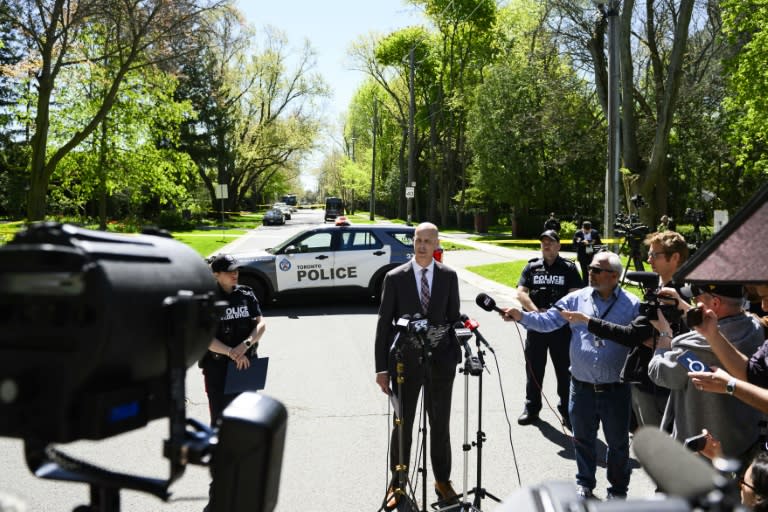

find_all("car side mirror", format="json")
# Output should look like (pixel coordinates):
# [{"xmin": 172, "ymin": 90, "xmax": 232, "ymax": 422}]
[{"xmin": 284, "ymin": 245, "xmax": 299, "ymax": 254}]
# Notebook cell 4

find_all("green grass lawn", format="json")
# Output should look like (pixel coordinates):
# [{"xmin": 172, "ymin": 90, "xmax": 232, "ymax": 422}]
[{"xmin": 172, "ymin": 229, "xmax": 249, "ymax": 257}]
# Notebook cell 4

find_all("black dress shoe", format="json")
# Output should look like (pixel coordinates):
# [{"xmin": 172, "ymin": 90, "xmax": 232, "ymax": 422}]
[
  {"xmin": 434, "ymin": 481, "xmax": 459, "ymax": 506},
  {"xmin": 517, "ymin": 409, "xmax": 539, "ymax": 425}
]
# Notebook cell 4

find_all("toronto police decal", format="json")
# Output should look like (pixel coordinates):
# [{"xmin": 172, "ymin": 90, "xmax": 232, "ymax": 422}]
[{"xmin": 279, "ymin": 258, "xmax": 291, "ymax": 272}]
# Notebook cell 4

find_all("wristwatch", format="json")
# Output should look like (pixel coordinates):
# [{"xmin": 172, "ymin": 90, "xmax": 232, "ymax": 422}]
[
  {"xmin": 726, "ymin": 378, "xmax": 737, "ymax": 396},
  {"xmin": 243, "ymin": 336, "xmax": 254, "ymax": 348},
  {"xmin": 658, "ymin": 332, "xmax": 672, "ymax": 338}
]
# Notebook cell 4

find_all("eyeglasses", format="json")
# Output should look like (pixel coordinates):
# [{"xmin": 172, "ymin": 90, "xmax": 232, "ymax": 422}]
[
  {"xmin": 740, "ymin": 477, "xmax": 758, "ymax": 494},
  {"xmin": 648, "ymin": 251, "xmax": 667, "ymax": 260},
  {"xmin": 588, "ymin": 266, "xmax": 614, "ymax": 275}
]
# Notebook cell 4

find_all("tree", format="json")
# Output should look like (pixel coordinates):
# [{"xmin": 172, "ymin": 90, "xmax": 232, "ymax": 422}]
[
  {"xmin": 1, "ymin": 0, "xmax": 223, "ymax": 220},
  {"xmin": 548, "ymin": 0, "xmax": 720, "ymax": 226},
  {"xmin": 467, "ymin": 1, "xmax": 604, "ymax": 230},
  {"xmin": 721, "ymin": 0, "xmax": 768, "ymax": 196},
  {"xmin": 177, "ymin": 15, "xmax": 327, "ymax": 212}
]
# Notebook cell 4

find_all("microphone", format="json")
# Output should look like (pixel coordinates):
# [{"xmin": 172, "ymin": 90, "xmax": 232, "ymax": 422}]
[
  {"xmin": 454, "ymin": 321, "xmax": 483, "ymax": 375},
  {"xmin": 395, "ymin": 314, "xmax": 411, "ymax": 332},
  {"xmin": 460, "ymin": 314, "xmax": 495, "ymax": 354},
  {"xmin": 632, "ymin": 426, "xmax": 719, "ymax": 499},
  {"xmin": 409, "ymin": 312, "xmax": 429, "ymax": 334},
  {"xmin": 390, "ymin": 314, "xmax": 411, "ymax": 353},
  {"xmin": 476, "ymin": 292, "xmax": 502, "ymax": 313},
  {"xmin": 476, "ymin": 292, "xmax": 510, "ymax": 318}
]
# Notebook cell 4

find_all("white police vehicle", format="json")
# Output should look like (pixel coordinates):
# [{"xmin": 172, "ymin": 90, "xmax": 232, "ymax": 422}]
[{"xmin": 232, "ymin": 225, "xmax": 416, "ymax": 304}]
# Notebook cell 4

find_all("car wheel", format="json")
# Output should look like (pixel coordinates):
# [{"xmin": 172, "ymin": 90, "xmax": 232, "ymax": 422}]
[{"xmin": 238, "ymin": 274, "xmax": 268, "ymax": 304}]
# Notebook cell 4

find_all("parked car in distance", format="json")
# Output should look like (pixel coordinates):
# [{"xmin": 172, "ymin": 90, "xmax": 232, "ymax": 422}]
[
  {"xmin": 324, "ymin": 197, "xmax": 344, "ymax": 222},
  {"xmin": 272, "ymin": 202, "xmax": 292, "ymax": 220},
  {"xmin": 262, "ymin": 208, "xmax": 285, "ymax": 226}
]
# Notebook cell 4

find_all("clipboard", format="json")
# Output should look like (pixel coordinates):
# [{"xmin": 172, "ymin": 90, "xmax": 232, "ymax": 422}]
[{"xmin": 224, "ymin": 357, "xmax": 269, "ymax": 394}]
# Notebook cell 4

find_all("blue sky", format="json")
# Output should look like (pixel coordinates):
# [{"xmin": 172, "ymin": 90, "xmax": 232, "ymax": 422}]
[{"xmin": 236, "ymin": 1, "xmax": 425, "ymax": 119}]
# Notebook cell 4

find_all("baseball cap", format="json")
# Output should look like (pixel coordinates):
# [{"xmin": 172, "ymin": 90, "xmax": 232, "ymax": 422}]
[
  {"xmin": 540, "ymin": 230, "xmax": 560, "ymax": 243},
  {"xmin": 210, "ymin": 254, "xmax": 240, "ymax": 273},
  {"xmin": 690, "ymin": 283, "xmax": 744, "ymax": 299}
]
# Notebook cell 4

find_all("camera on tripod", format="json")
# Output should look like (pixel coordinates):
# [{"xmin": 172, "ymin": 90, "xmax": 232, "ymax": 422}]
[
  {"xmin": 626, "ymin": 271, "xmax": 682, "ymax": 323},
  {"xmin": 684, "ymin": 208, "xmax": 707, "ymax": 227},
  {"xmin": 0, "ymin": 223, "xmax": 285, "ymax": 512}
]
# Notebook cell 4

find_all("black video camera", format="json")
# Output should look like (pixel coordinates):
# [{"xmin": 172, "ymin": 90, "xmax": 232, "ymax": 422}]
[
  {"xmin": 684, "ymin": 208, "xmax": 707, "ymax": 226},
  {"xmin": 626, "ymin": 271, "xmax": 681, "ymax": 323},
  {"xmin": 0, "ymin": 223, "xmax": 285, "ymax": 512},
  {"xmin": 613, "ymin": 212, "xmax": 649, "ymax": 242}
]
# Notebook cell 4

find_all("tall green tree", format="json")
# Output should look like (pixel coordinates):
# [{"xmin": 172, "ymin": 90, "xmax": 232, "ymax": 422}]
[
  {"xmin": 548, "ymin": 0, "xmax": 721, "ymax": 226},
  {"xmin": 467, "ymin": 0, "xmax": 604, "ymax": 230},
  {"xmin": 1, "ymin": 0, "xmax": 223, "ymax": 220},
  {"xmin": 721, "ymin": 0, "xmax": 768, "ymax": 197},
  {"xmin": 177, "ymin": 14, "xmax": 327, "ymax": 211}
]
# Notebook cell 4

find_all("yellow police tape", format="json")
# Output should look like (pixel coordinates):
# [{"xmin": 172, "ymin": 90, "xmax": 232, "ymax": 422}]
[{"xmin": 490, "ymin": 237, "xmax": 623, "ymax": 245}]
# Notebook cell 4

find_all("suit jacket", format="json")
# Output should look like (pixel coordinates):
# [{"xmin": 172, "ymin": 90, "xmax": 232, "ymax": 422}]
[{"xmin": 374, "ymin": 260, "xmax": 461, "ymax": 373}]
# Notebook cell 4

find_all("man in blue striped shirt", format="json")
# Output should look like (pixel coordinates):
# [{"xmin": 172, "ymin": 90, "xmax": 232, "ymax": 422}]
[{"xmin": 502, "ymin": 251, "xmax": 640, "ymax": 500}]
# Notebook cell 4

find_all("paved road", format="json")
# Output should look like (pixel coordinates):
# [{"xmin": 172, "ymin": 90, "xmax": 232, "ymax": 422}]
[{"xmin": 0, "ymin": 211, "xmax": 657, "ymax": 512}]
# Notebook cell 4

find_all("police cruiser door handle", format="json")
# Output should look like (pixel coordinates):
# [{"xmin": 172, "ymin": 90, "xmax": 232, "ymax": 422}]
[
  {"xmin": 315, "ymin": 254, "xmax": 329, "ymax": 260},
  {"xmin": 373, "ymin": 250, "xmax": 386, "ymax": 256}
]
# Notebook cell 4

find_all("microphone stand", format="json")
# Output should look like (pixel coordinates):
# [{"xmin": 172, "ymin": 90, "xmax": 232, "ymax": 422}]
[
  {"xmin": 440, "ymin": 334, "xmax": 482, "ymax": 512},
  {"xmin": 386, "ymin": 342, "xmax": 418, "ymax": 512},
  {"xmin": 416, "ymin": 329, "xmax": 431, "ymax": 512},
  {"xmin": 466, "ymin": 335, "xmax": 501, "ymax": 509}
]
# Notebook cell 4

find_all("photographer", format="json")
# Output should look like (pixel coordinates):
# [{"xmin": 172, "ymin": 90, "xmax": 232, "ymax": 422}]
[
  {"xmin": 560, "ymin": 231, "xmax": 690, "ymax": 428},
  {"xmin": 688, "ymin": 285, "xmax": 768, "ymax": 414},
  {"xmin": 648, "ymin": 283, "xmax": 764, "ymax": 465}
]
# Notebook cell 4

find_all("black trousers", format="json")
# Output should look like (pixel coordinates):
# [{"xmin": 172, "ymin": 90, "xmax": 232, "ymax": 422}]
[
  {"xmin": 577, "ymin": 255, "xmax": 592, "ymax": 286},
  {"xmin": 389, "ymin": 348, "xmax": 457, "ymax": 484},
  {"xmin": 202, "ymin": 360, "xmax": 238, "ymax": 427},
  {"xmin": 523, "ymin": 325, "xmax": 571, "ymax": 414}
]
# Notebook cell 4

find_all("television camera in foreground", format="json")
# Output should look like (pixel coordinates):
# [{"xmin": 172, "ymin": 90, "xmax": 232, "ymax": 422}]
[
  {"xmin": 496, "ymin": 427, "xmax": 742, "ymax": 512},
  {"xmin": 0, "ymin": 223, "xmax": 286, "ymax": 512}
]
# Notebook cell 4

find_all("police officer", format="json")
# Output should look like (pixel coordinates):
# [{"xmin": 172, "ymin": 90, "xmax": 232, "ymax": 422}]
[
  {"xmin": 200, "ymin": 254, "xmax": 266, "ymax": 426},
  {"xmin": 516, "ymin": 230, "xmax": 582, "ymax": 428}
]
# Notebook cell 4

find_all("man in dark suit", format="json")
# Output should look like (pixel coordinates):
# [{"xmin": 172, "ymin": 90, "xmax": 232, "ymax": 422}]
[{"xmin": 375, "ymin": 222, "xmax": 461, "ymax": 509}]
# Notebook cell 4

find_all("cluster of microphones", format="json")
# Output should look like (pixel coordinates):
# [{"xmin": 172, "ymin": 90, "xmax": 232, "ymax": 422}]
[{"xmin": 390, "ymin": 293, "xmax": 504, "ymax": 371}]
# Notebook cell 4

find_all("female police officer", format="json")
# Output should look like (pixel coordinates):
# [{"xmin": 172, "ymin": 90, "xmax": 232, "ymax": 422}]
[{"xmin": 200, "ymin": 254, "xmax": 266, "ymax": 426}]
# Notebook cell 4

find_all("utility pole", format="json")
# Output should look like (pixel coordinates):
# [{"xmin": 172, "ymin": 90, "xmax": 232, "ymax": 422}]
[
  {"xmin": 406, "ymin": 47, "xmax": 416, "ymax": 226},
  {"xmin": 370, "ymin": 97, "xmax": 377, "ymax": 221},
  {"xmin": 600, "ymin": 0, "xmax": 621, "ymax": 238}
]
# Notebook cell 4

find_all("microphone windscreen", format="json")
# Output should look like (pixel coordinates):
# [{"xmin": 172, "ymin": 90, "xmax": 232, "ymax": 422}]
[
  {"xmin": 632, "ymin": 426, "xmax": 719, "ymax": 498},
  {"xmin": 475, "ymin": 293, "xmax": 496, "ymax": 312}
]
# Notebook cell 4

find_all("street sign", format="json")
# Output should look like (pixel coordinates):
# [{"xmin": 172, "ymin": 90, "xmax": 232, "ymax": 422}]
[
  {"xmin": 405, "ymin": 186, "xmax": 414, "ymax": 199},
  {"xmin": 215, "ymin": 184, "xmax": 229, "ymax": 199}
]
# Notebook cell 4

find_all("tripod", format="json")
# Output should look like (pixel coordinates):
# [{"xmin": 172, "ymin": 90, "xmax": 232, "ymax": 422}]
[
  {"xmin": 383, "ymin": 348, "xmax": 419, "ymax": 512},
  {"xmin": 439, "ymin": 333, "xmax": 500, "ymax": 511},
  {"xmin": 617, "ymin": 235, "xmax": 645, "ymax": 287}
]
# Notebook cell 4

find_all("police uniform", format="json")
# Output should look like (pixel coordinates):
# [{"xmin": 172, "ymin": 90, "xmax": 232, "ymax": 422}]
[
  {"xmin": 200, "ymin": 283, "xmax": 263, "ymax": 425},
  {"xmin": 518, "ymin": 255, "xmax": 582, "ymax": 420}
]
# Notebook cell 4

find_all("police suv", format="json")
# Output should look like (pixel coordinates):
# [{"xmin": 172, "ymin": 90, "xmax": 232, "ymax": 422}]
[{"xmin": 233, "ymin": 225, "xmax": 416, "ymax": 304}]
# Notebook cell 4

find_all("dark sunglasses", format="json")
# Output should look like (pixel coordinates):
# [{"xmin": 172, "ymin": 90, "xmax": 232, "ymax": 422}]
[{"xmin": 588, "ymin": 266, "xmax": 614, "ymax": 275}]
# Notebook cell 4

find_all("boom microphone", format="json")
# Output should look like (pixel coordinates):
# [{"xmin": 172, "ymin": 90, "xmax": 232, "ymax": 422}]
[{"xmin": 633, "ymin": 426, "xmax": 720, "ymax": 498}]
